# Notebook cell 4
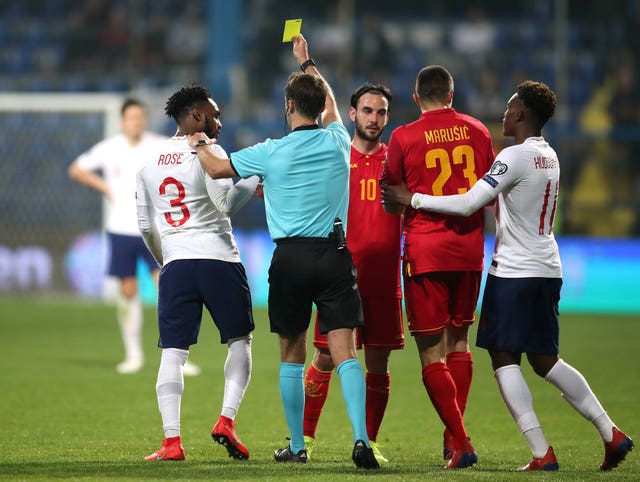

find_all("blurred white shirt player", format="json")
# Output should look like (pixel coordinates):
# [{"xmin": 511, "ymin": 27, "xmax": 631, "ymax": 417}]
[{"xmin": 68, "ymin": 98, "xmax": 199, "ymax": 376}]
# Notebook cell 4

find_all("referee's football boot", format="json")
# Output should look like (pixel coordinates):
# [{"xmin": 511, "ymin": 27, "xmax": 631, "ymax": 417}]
[
  {"xmin": 144, "ymin": 436, "xmax": 185, "ymax": 461},
  {"xmin": 211, "ymin": 416, "xmax": 249, "ymax": 460},
  {"xmin": 303, "ymin": 435, "xmax": 316, "ymax": 459},
  {"xmin": 369, "ymin": 441, "xmax": 389, "ymax": 464},
  {"xmin": 274, "ymin": 443, "xmax": 308, "ymax": 463},
  {"xmin": 600, "ymin": 427, "xmax": 634, "ymax": 471},
  {"xmin": 446, "ymin": 437, "xmax": 478, "ymax": 469},
  {"xmin": 517, "ymin": 446, "xmax": 559, "ymax": 471},
  {"xmin": 352, "ymin": 440, "xmax": 380, "ymax": 469}
]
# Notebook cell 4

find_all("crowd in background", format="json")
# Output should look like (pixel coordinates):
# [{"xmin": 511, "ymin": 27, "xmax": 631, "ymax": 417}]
[{"xmin": 1, "ymin": 0, "xmax": 639, "ymax": 235}]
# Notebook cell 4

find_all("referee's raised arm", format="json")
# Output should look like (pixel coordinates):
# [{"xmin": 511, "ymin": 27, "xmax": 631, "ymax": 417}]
[{"xmin": 292, "ymin": 34, "xmax": 341, "ymax": 126}]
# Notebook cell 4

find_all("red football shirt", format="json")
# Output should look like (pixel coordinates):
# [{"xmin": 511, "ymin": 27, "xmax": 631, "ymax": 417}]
[
  {"xmin": 347, "ymin": 144, "xmax": 402, "ymax": 297},
  {"xmin": 381, "ymin": 108, "xmax": 495, "ymax": 275}
]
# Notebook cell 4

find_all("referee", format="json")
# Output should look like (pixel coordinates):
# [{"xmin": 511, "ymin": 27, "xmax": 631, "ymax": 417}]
[{"xmin": 188, "ymin": 34, "xmax": 378, "ymax": 470}]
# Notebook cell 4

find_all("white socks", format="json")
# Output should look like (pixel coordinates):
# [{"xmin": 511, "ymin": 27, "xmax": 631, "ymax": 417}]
[
  {"xmin": 221, "ymin": 336, "xmax": 252, "ymax": 420},
  {"xmin": 495, "ymin": 364, "xmax": 549, "ymax": 458},
  {"xmin": 545, "ymin": 359, "xmax": 614, "ymax": 442},
  {"xmin": 117, "ymin": 295, "xmax": 143, "ymax": 363},
  {"xmin": 156, "ymin": 348, "xmax": 188, "ymax": 438}
]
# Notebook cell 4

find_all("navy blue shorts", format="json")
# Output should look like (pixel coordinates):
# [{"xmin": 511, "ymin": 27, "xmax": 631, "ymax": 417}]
[
  {"xmin": 107, "ymin": 232, "xmax": 157, "ymax": 278},
  {"xmin": 157, "ymin": 259, "xmax": 255, "ymax": 348},
  {"xmin": 476, "ymin": 274, "xmax": 562, "ymax": 355},
  {"xmin": 268, "ymin": 238, "xmax": 363, "ymax": 337}
]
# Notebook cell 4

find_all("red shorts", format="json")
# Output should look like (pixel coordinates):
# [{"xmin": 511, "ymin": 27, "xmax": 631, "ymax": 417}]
[
  {"xmin": 404, "ymin": 271, "xmax": 481, "ymax": 336},
  {"xmin": 313, "ymin": 295, "xmax": 404, "ymax": 350}
]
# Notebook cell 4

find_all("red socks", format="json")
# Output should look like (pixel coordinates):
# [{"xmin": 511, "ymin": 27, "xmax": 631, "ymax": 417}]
[
  {"xmin": 303, "ymin": 364, "xmax": 332, "ymax": 438},
  {"xmin": 446, "ymin": 351, "xmax": 473, "ymax": 416},
  {"xmin": 365, "ymin": 372, "xmax": 390, "ymax": 442},
  {"xmin": 422, "ymin": 361, "xmax": 468, "ymax": 449}
]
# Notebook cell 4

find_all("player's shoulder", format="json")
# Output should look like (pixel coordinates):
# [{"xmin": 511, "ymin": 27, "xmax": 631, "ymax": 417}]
[
  {"xmin": 143, "ymin": 131, "xmax": 169, "ymax": 143},
  {"xmin": 455, "ymin": 111, "xmax": 491, "ymax": 135}
]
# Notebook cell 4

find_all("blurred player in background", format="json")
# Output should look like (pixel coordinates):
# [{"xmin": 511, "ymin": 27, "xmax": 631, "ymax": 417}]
[
  {"xmin": 68, "ymin": 98, "xmax": 200, "ymax": 376},
  {"xmin": 138, "ymin": 84, "xmax": 260, "ymax": 462},
  {"xmin": 380, "ymin": 65, "xmax": 495, "ymax": 469},
  {"xmin": 302, "ymin": 83, "xmax": 403, "ymax": 464},
  {"xmin": 382, "ymin": 80, "xmax": 634, "ymax": 472},
  {"xmin": 189, "ymin": 34, "xmax": 379, "ymax": 470}
]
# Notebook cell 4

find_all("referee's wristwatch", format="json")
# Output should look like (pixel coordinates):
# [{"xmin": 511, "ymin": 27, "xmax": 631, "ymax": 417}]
[
  {"xmin": 195, "ymin": 139, "xmax": 208, "ymax": 148},
  {"xmin": 299, "ymin": 58, "xmax": 316, "ymax": 72}
]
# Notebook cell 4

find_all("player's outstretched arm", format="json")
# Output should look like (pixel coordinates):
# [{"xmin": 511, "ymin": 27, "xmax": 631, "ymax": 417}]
[
  {"xmin": 188, "ymin": 134, "xmax": 238, "ymax": 179},
  {"xmin": 389, "ymin": 180, "xmax": 496, "ymax": 217},
  {"xmin": 292, "ymin": 34, "xmax": 341, "ymax": 126}
]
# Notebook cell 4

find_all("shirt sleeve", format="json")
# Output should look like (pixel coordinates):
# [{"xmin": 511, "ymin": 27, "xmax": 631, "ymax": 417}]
[
  {"xmin": 206, "ymin": 175, "xmax": 260, "ymax": 217},
  {"xmin": 75, "ymin": 139, "xmax": 109, "ymax": 170},
  {"xmin": 229, "ymin": 140, "xmax": 269, "ymax": 179},
  {"xmin": 325, "ymin": 121, "xmax": 351, "ymax": 152},
  {"xmin": 135, "ymin": 169, "xmax": 162, "ymax": 266},
  {"xmin": 411, "ymin": 179, "xmax": 495, "ymax": 216},
  {"xmin": 410, "ymin": 146, "xmax": 524, "ymax": 216}
]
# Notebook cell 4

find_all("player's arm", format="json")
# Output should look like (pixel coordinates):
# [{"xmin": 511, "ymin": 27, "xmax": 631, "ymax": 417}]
[
  {"xmin": 378, "ymin": 134, "xmax": 406, "ymax": 215},
  {"xmin": 68, "ymin": 159, "xmax": 112, "ymax": 201},
  {"xmin": 292, "ymin": 34, "xmax": 341, "ymax": 126},
  {"xmin": 188, "ymin": 135, "xmax": 238, "ymax": 179},
  {"xmin": 135, "ymin": 171, "xmax": 162, "ymax": 267},
  {"xmin": 379, "ymin": 182, "xmax": 409, "ymax": 215},
  {"xmin": 206, "ymin": 175, "xmax": 261, "ymax": 217},
  {"xmin": 383, "ymin": 179, "xmax": 496, "ymax": 216}
]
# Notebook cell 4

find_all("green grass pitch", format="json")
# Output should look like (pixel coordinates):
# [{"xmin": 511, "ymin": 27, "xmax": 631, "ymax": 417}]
[{"xmin": 0, "ymin": 298, "xmax": 638, "ymax": 481}]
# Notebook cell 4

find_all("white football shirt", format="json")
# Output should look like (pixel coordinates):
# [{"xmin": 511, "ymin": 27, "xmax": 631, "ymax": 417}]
[
  {"xmin": 75, "ymin": 132, "xmax": 167, "ymax": 236},
  {"xmin": 136, "ymin": 136, "xmax": 258, "ymax": 265},
  {"xmin": 411, "ymin": 136, "xmax": 562, "ymax": 278}
]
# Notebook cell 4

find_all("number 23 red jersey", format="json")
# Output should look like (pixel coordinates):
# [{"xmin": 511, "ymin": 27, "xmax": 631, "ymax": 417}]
[
  {"xmin": 347, "ymin": 144, "xmax": 402, "ymax": 297},
  {"xmin": 381, "ymin": 108, "xmax": 495, "ymax": 275}
]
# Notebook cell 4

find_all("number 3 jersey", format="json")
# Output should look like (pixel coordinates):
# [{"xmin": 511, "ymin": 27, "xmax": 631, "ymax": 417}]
[
  {"xmin": 381, "ymin": 107, "xmax": 494, "ymax": 275},
  {"xmin": 136, "ymin": 136, "xmax": 258, "ymax": 265}
]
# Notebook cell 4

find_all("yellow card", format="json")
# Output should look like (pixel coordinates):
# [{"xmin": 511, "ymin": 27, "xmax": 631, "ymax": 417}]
[{"xmin": 282, "ymin": 19, "xmax": 302, "ymax": 42}]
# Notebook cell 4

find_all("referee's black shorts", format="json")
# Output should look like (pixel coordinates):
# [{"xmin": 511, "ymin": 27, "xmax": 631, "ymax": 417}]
[{"xmin": 268, "ymin": 237, "xmax": 364, "ymax": 337}]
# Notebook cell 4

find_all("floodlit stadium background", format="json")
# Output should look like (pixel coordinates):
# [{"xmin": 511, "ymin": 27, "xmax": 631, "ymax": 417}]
[{"xmin": 0, "ymin": 0, "xmax": 638, "ymax": 312}]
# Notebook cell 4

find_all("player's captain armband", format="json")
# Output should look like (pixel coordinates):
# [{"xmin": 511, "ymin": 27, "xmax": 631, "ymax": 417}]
[{"xmin": 482, "ymin": 174, "xmax": 499, "ymax": 188}]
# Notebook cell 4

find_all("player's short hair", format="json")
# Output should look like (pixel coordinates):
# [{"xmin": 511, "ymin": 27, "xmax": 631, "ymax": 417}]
[
  {"xmin": 165, "ymin": 83, "xmax": 214, "ymax": 121},
  {"xmin": 285, "ymin": 72, "xmax": 326, "ymax": 120},
  {"xmin": 350, "ymin": 83, "xmax": 393, "ymax": 109},
  {"xmin": 517, "ymin": 80, "xmax": 557, "ymax": 128},
  {"xmin": 415, "ymin": 65, "xmax": 454, "ymax": 104},
  {"xmin": 121, "ymin": 98, "xmax": 144, "ymax": 116}
]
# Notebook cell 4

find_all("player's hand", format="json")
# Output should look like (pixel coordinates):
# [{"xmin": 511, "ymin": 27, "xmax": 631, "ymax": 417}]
[
  {"xmin": 380, "ymin": 182, "xmax": 413, "ymax": 207},
  {"xmin": 292, "ymin": 34, "xmax": 310, "ymax": 65},
  {"xmin": 187, "ymin": 133, "xmax": 215, "ymax": 149}
]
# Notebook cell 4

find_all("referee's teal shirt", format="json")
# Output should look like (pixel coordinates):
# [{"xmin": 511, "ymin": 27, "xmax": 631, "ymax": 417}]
[{"xmin": 230, "ymin": 122, "xmax": 350, "ymax": 240}]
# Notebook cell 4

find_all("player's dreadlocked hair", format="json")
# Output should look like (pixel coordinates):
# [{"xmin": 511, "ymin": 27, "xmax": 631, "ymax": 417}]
[
  {"xmin": 165, "ymin": 83, "xmax": 213, "ymax": 121},
  {"xmin": 517, "ymin": 80, "xmax": 557, "ymax": 128}
]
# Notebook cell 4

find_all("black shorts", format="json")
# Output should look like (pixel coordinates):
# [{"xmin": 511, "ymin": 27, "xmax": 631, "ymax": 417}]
[
  {"xmin": 268, "ymin": 237, "xmax": 363, "ymax": 337},
  {"xmin": 476, "ymin": 274, "xmax": 561, "ymax": 355}
]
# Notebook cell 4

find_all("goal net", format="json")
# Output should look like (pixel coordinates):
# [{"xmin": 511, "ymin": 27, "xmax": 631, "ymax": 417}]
[{"xmin": 0, "ymin": 93, "xmax": 125, "ymax": 300}]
